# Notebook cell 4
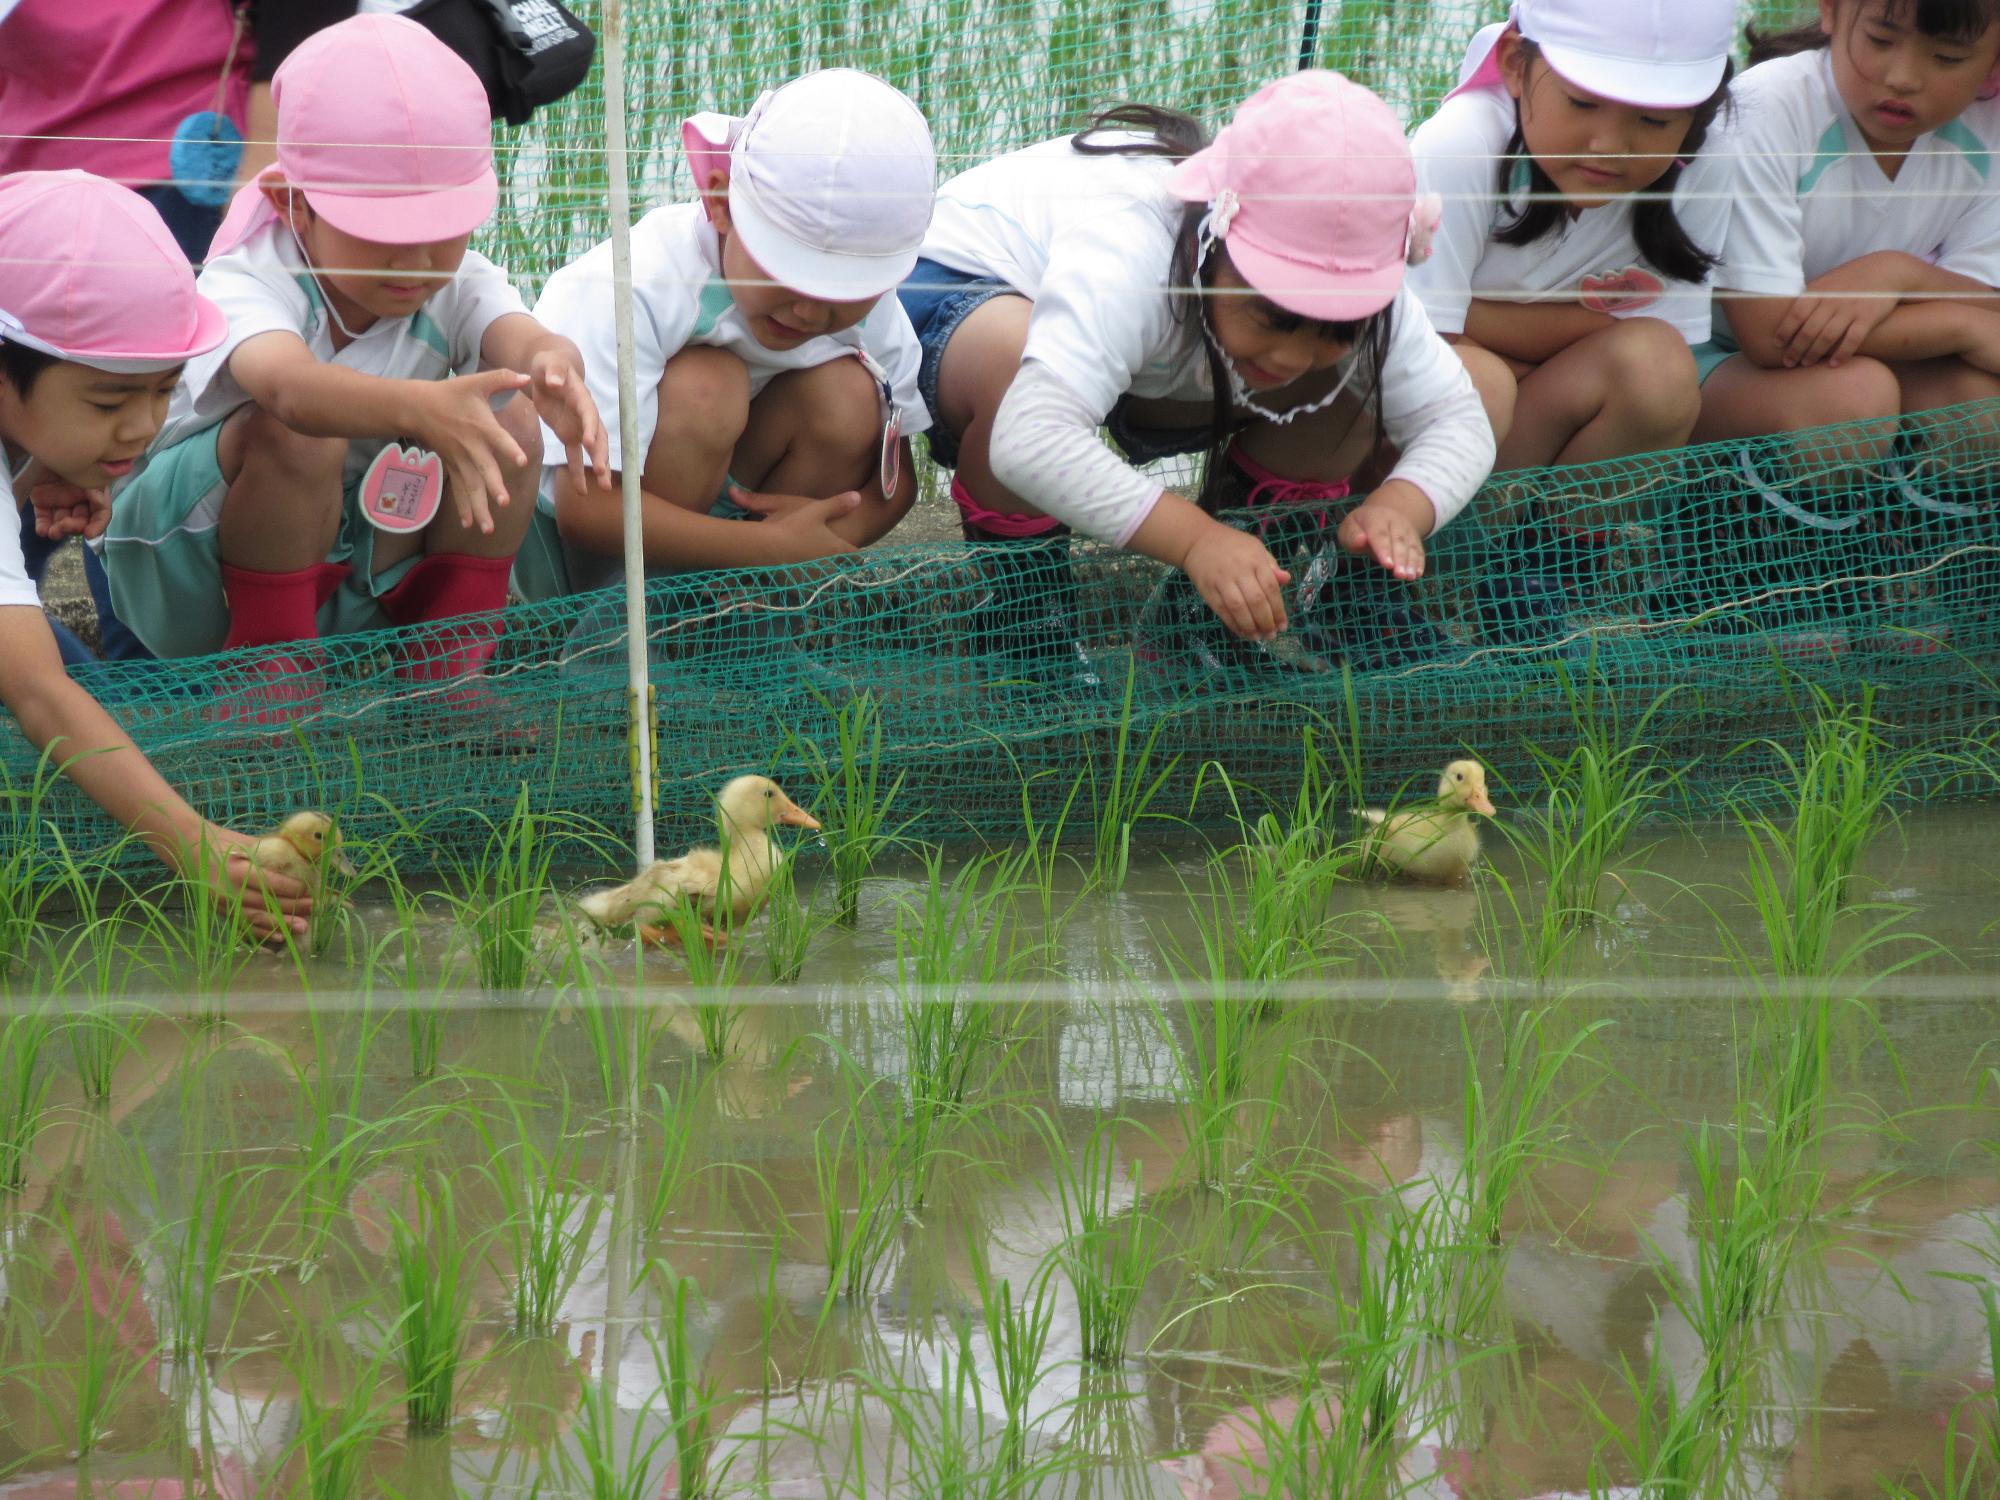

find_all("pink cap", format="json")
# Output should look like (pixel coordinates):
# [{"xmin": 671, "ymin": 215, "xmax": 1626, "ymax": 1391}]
[
  {"xmin": 1167, "ymin": 71, "xmax": 1418, "ymax": 323},
  {"xmin": 1451, "ymin": 0, "xmax": 1735, "ymax": 109},
  {"xmin": 270, "ymin": 13, "xmax": 497, "ymax": 244},
  {"xmin": 0, "ymin": 170, "xmax": 225, "ymax": 372}
]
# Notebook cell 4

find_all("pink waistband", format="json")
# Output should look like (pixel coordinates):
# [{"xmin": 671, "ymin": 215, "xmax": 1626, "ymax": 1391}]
[
  {"xmin": 949, "ymin": 475, "xmax": 1064, "ymax": 538},
  {"xmin": 1229, "ymin": 446, "xmax": 1355, "ymax": 509}
]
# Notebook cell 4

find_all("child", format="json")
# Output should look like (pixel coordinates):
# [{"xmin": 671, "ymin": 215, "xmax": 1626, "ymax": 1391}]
[
  {"xmin": 1695, "ymin": 1, "xmax": 2000, "ymax": 472},
  {"xmin": 1409, "ymin": 0, "xmax": 1739, "ymax": 471},
  {"xmin": 900, "ymin": 70, "xmax": 1505, "ymax": 674},
  {"xmin": 0, "ymin": 170, "xmax": 312, "ymax": 943},
  {"xmin": 516, "ymin": 68, "xmax": 932, "ymax": 600},
  {"xmin": 101, "ymin": 14, "xmax": 608, "ymax": 723}
]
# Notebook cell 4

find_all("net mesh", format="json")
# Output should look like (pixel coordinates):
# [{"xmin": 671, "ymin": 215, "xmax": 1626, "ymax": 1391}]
[{"xmin": 13, "ymin": 0, "xmax": 2000, "ymax": 864}]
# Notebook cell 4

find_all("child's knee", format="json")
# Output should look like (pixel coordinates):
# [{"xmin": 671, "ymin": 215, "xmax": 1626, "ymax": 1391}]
[
  {"xmin": 1599, "ymin": 320, "xmax": 1700, "ymax": 424},
  {"xmin": 791, "ymin": 357, "xmax": 884, "ymax": 460},
  {"xmin": 493, "ymin": 393, "xmax": 545, "ymax": 479},
  {"xmin": 224, "ymin": 405, "xmax": 346, "ymax": 489},
  {"xmin": 658, "ymin": 347, "xmax": 752, "ymax": 451},
  {"xmin": 1452, "ymin": 344, "xmax": 1518, "ymax": 445},
  {"xmin": 1911, "ymin": 359, "xmax": 2000, "ymax": 411},
  {"xmin": 1817, "ymin": 358, "xmax": 1902, "ymax": 427}
]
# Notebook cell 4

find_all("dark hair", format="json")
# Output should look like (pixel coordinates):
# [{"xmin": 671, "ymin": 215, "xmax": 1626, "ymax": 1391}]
[
  {"xmin": 1071, "ymin": 103, "xmax": 1395, "ymax": 511},
  {"xmin": 1748, "ymin": 0, "xmax": 2000, "ymax": 65},
  {"xmin": 1493, "ymin": 40, "xmax": 1735, "ymax": 285},
  {"xmin": 0, "ymin": 340, "xmax": 58, "ymax": 398}
]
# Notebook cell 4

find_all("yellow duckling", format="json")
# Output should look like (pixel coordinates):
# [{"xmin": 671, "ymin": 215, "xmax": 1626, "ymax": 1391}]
[
  {"xmin": 577, "ymin": 776, "xmax": 820, "ymax": 945},
  {"xmin": 247, "ymin": 811, "xmax": 353, "ymax": 902},
  {"xmin": 1359, "ymin": 760, "xmax": 1496, "ymax": 886}
]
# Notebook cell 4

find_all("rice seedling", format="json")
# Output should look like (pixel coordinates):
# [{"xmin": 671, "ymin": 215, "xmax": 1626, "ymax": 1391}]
[
  {"xmin": 0, "ymin": 1006, "xmax": 52, "ymax": 1192},
  {"xmin": 867, "ymin": 1315, "xmax": 992, "ymax": 1496},
  {"xmin": 389, "ymin": 1174, "xmax": 472, "ymax": 1433},
  {"xmin": 760, "ymin": 851, "xmax": 829, "ymax": 983},
  {"xmin": 281, "ymin": 1324, "xmax": 392, "ymax": 1500},
  {"xmin": 1730, "ymin": 686, "xmax": 1914, "ymax": 978},
  {"xmin": 1041, "ymin": 1113, "xmax": 1164, "ymax": 1368},
  {"xmin": 798, "ymin": 689, "xmax": 909, "ymax": 926},
  {"xmin": 36, "ymin": 1207, "xmax": 157, "ymax": 1459},
  {"xmin": 151, "ymin": 1159, "xmax": 253, "ymax": 1368},
  {"xmin": 1337, "ymin": 1192, "xmax": 1436, "ymax": 1451},
  {"xmin": 814, "ymin": 1078, "xmax": 906, "ymax": 1317},
  {"xmin": 638, "ymin": 1075, "xmax": 706, "ymax": 1243},
  {"xmin": 1087, "ymin": 661, "xmax": 1182, "ymax": 892},
  {"xmin": 568, "ymin": 1359, "xmax": 679, "ymax": 1500},
  {"xmin": 289, "ymin": 1001, "xmax": 400, "ymax": 1258},
  {"xmin": 1143, "ymin": 979, "xmax": 1291, "ymax": 1191},
  {"xmin": 1454, "ymin": 1006, "xmax": 1609, "ymax": 1252},
  {"xmin": 366, "ymin": 870, "xmax": 463, "ymax": 1078},
  {"xmin": 145, "ymin": 839, "xmax": 257, "ymax": 1009},
  {"xmin": 434, "ymin": 784, "xmax": 608, "ymax": 990},
  {"xmin": 1576, "ymin": 1316, "xmax": 1739, "ymax": 1500},
  {"xmin": 1220, "ymin": 1366, "xmax": 1400, "ymax": 1498},
  {"xmin": 57, "ymin": 993, "xmax": 138, "ymax": 1109},
  {"xmin": 655, "ymin": 1268, "xmax": 730, "ymax": 1500},
  {"xmin": 476, "ymin": 1087, "xmax": 605, "ymax": 1339},
  {"xmin": 970, "ymin": 1237, "xmax": 1058, "ymax": 1479}
]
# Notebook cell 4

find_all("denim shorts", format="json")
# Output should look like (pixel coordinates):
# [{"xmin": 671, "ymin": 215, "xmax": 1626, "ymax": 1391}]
[{"xmin": 897, "ymin": 256, "xmax": 1210, "ymax": 471}]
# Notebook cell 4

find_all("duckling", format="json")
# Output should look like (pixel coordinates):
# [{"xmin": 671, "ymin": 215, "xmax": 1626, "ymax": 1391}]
[
  {"xmin": 1359, "ymin": 760, "xmax": 1495, "ymax": 886},
  {"xmin": 577, "ymin": 776, "xmax": 820, "ymax": 945},
  {"xmin": 247, "ymin": 811, "xmax": 353, "ymax": 902}
]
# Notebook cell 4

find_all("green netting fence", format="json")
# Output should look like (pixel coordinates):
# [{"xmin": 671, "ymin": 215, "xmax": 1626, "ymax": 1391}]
[{"xmin": 10, "ymin": 0, "xmax": 1999, "ymax": 864}]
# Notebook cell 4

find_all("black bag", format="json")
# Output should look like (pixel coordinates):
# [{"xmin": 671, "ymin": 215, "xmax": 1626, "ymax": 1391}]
[{"xmin": 403, "ymin": 0, "xmax": 597, "ymax": 126}]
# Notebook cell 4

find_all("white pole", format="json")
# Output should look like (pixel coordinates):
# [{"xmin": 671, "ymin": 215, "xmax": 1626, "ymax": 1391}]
[{"xmin": 601, "ymin": 0, "xmax": 655, "ymax": 867}]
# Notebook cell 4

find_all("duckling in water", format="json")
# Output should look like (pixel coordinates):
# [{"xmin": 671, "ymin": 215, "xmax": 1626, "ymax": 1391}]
[
  {"xmin": 577, "ymin": 775, "xmax": 820, "ymax": 946},
  {"xmin": 1359, "ymin": 760, "xmax": 1495, "ymax": 885}
]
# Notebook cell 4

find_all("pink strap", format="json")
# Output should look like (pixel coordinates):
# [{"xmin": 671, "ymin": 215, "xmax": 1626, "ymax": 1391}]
[
  {"xmin": 949, "ymin": 475, "xmax": 1063, "ymax": 537},
  {"xmin": 682, "ymin": 114, "xmax": 735, "ymax": 194},
  {"xmin": 1228, "ymin": 446, "xmax": 1354, "ymax": 509}
]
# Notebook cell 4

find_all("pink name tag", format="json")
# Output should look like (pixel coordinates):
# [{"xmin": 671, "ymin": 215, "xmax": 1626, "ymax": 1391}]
[
  {"xmin": 855, "ymin": 349, "xmax": 902, "ymax": 499},
  {"xmin": 359, "ymin": 443, "xmax": 443, "ymax": 533}
]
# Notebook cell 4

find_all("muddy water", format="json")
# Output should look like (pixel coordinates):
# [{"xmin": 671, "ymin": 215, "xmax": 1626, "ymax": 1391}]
[{"xmin": 0, "ymin": 810, "xmax": 1996, "ymax": 1495}]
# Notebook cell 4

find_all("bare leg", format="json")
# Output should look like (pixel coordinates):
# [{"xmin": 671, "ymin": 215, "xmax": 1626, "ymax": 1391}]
[
  {"xmin": 215, "ymin": 405, "xmax": 347, "ymax": 571},
  {"xmin": 1497, "ymin": 318, "xmax": 1699, "ymax": 471},
  {"xmin": 734, "ymin": 359, "xmax": 912, "ymax": 545}
]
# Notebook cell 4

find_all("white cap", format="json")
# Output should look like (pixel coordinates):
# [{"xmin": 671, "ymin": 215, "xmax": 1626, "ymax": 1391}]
[
  {"xmin": 682, "ymin": 69, "xmax": 936, "ymax": 303},
  {"xmin": 1453, "ymin": 0, "xmax": 1736, "ymax": 109}
]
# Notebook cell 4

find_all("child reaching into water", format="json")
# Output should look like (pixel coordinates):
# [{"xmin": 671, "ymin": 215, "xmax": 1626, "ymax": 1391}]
[
  {"xmin": 516, "ymin": 68, "xmax": 932, "ymax": 599},
  {"xmin": 102, "ymin": 15, "xmax": 608, "ymax": 724},
  {"xmin": 0, "ymin": 171, "xmax": 312, "ymax": 942},
  {"xmin": 1409, "ymin": 0, "xmax": 1739, "ymax": 471},
  {"xmin": 1695, "ymin": 0, "xmax": 2000, "ymax": 482},
  {"xmin": 901, "ymin": 71, "xmax": 1507, "ymax": 675}
]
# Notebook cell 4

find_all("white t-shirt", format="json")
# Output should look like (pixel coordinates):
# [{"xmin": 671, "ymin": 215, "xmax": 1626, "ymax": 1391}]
[
  {"xmin": 1409, "ymin": 74, "xmax": 1731, "ymax": 345},
  {"xmin": 149, "ymin": 220, "xmax": 529, "ymax": 489},
  {"xmin": 923, "ymin": 135, "xmax": 1494, "ymax": 544},
  {"xmin": 529, "ymin": 202, "xmax": 929, "ymax": 485},
  {"xmin": 0, "ymin": 457, "xmax": 40, "ymax": 609},
  {"xmin": 1716, "ymin": 48, "xmax": 2000, "ymax": 304}
]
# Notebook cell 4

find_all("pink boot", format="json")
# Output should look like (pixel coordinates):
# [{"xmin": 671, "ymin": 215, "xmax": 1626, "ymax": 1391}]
[
  {"xmin": 213, "ymin": 561, "xmax": 350, "ymax": 728},
  {"xmin": 378, "ymin": 552, "xmax": 515, "ymax": 714}
]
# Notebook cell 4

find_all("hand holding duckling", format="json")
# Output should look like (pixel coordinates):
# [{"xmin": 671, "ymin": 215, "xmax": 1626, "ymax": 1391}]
[
  {"xmin": 1359, "ymin": 760, "xmax": 1496, "ymax": 886},
  {"xmin": 198, "ymin": 811, "xmax": 352, "ymax": 945},
  {"xmin": 578, "ymin": 776, "xmax": 820, "ymax": 949}
]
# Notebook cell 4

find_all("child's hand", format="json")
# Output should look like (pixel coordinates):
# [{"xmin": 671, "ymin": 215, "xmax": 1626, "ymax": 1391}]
[
  {"xmin": 199, "ymin": 824, "xmax": 312, "ymax": 946},
  {"xmin": 1775, "ymin": 266, "xmax": 1898, "ymax": 369},
  {"xmin": 732, "ymin": 486, "xmax": 863, "ymax": 562},
  {"xmin": 526, "ymin": 348, "xmax": 611, "ymax": 495},
  {"xmin": 1184, "ymin": 524, "xmax": 1290, "ymax": 640},
  {"xmin": 412, "ymin": 369, "xmax": 534, "ymax": 534},
  {"xmin": 29, "ymin": 481, "xmax": 110, "ymax": 542},
  {"xmin": 1338, "ymin": 497, "xmax": 1427, "ymax": 580}
]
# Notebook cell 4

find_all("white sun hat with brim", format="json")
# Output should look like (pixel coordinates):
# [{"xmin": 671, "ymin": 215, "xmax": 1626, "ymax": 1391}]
[{"xmin": 1451, "ymin": 0, "xmax": 1738, "ymax": 110}]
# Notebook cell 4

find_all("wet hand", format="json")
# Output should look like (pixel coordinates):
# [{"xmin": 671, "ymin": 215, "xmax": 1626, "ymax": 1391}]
[
  {"xmin": 29, "ymin": 481, "xmax": 111, "ymax": 542},
  {"xmin": 413, "ymin": 369, "xmax": 533, "ymax": 534},
  {"xmin": 1184, "ymin": 524, "xmax": 1289, "ymax": 640},
  {"xmin": 1338, "ymin": 498, "xmax": 1426, "ymax": 580},
  {"xmin": 528, "ymin": 347, "xmax": 610, "ymax": 495},
  {"xmin": 201, "ymin": 825, "xmax": 312, "ymax": 946}
]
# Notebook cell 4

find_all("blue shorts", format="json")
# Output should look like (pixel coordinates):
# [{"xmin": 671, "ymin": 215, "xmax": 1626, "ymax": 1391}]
[{"xmin": 897, "ymin": 256, "xmax": 1210, "ymax": 471}]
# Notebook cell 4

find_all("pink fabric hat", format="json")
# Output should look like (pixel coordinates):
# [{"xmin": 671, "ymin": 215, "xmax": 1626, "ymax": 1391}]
[
  {"xmin": 1451, "ymin": 0, "xmax": 1736, "ymax": 109},
  {"xmin": 220, "ymin": 13, "xmax": 497, "ymax": 251},
  {"xmin": 0, "ymin": 170, "xmax": 225, "ymax": 372},
  {"xmin": 681, "ymin": 69, "xmax": 936, "ymax": 302},
  {"xmin": 1167, "ymin": 71, "xmax": 1425, "ymax": 323}
]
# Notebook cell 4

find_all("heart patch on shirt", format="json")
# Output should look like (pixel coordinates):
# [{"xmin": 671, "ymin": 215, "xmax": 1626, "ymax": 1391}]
[{"xmin": 1579, "ymin": 266, "xmax": 1666, "ymax": 314}]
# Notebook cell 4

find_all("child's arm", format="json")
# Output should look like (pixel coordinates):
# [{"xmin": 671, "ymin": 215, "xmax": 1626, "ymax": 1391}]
[
  {"xmin": 0, "ymin": 608, "xmax": 310, "ymax": 942},
  {"xmin": 479, "ymin": 313, "xmax": 611, "ymax": 495},
  {"xmin": 229, "ymin": 331, "xmax": 532, "ymax": 534},
  {"xmin": 1460, "ymin": 299, "xmax": 1617, "ymax": 366},
  {"xmin": 1731, "ymin": 253, "xmax": 2000, "ymax": 370}
]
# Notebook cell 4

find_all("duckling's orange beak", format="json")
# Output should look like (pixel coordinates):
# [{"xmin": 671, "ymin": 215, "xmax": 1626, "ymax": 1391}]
[
  {"xmin": 777, "ymin": 795, "xmax": 821, "ymax": 832},
  {"xmin": 1468, "ymin": 789, "xmax": 1496, "ymax": 818}
]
